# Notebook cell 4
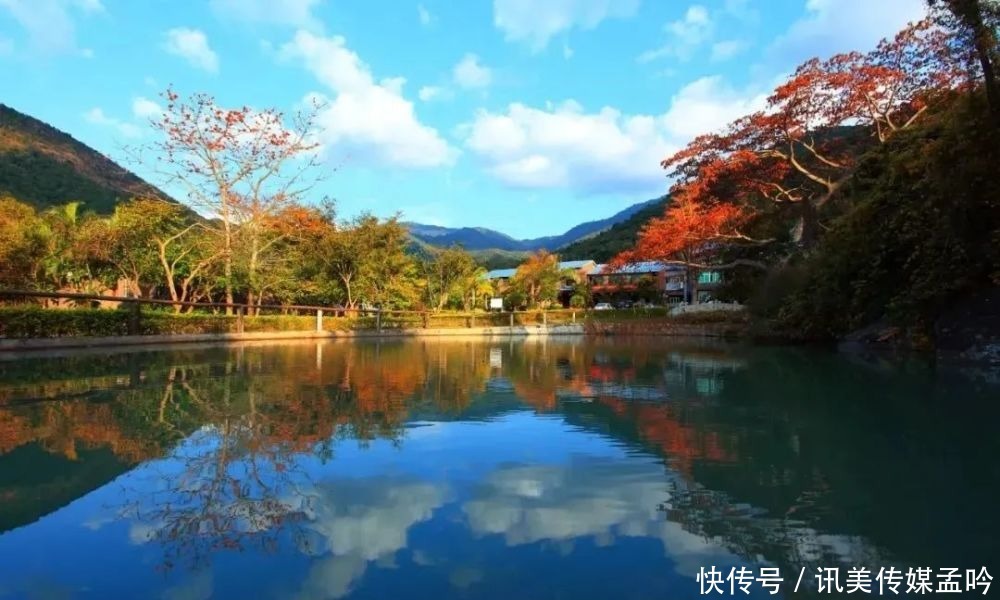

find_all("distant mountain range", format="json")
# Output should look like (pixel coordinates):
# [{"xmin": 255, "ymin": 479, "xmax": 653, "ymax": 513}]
[
  {"xmin": 0, "ymin": 104, "xmax": 170, "ymax": 213},
  {"xmin": 405, "ymin": 197, "xmax": 663, "ymax": 253}
]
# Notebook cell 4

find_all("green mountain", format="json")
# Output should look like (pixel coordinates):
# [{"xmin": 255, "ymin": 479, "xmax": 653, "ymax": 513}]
[
  {"xmin": 0, "ymin": 104, "xmax": 171, "ymax": 214},
  {"xmin": 404, "ymin": 198, "xmax": 662, "ymax": 253},
  {"xmin": 558, "ymin": 196, "xmax": 668, "ymax": 262}
]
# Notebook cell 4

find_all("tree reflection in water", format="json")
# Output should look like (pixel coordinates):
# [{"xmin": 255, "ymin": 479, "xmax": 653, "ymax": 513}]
[{"xmin": 0, "ymin": 338, "xmax": 996, "ymax": 594}]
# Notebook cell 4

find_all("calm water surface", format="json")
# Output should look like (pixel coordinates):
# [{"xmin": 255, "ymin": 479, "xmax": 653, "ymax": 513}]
[{"xmin": 0, "ymin": 338, "xmax": 996, "ymax": 599}]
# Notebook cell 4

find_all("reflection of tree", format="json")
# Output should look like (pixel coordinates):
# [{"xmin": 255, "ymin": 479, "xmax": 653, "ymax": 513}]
[
  {"xmin": 3, "ymin": 337, "xmax": 996, "ymax": 588},
  {"xmin": 0, "ymin": 341, "xmax": 492, "ymax": 568}
]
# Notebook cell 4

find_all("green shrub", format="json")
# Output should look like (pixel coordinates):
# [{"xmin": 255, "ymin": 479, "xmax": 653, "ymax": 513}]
[{"xmin": 0, "ymin": 306, "xmax": 131, "ymax": 337}]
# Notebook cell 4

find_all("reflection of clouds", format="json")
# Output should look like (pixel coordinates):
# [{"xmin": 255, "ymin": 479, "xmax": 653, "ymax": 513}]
[
  {"xmin": 462, "ymin": 458, "xmax": 735, "ymax": 576},
  {"xmin": 114, "ymin": 465, "xmax": 447, "ymax": 599},
  {"xmin": 291, "ymin": 478, "xmax": 448, "ymax": 600}
]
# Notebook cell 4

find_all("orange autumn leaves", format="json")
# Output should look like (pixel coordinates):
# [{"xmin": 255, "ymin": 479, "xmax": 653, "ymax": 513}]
[
  {"xmin": 611, "ymin": 195, "xmax": 744, "ymax": 270},
  {"xmin": 616, "ymin": 19, "xmax": 973, "ymax": 267}
]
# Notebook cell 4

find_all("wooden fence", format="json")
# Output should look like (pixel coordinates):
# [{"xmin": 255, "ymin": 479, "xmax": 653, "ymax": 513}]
[{"xmin": 0, "ymin": 289, "xmax": 590, "ymax": 336}]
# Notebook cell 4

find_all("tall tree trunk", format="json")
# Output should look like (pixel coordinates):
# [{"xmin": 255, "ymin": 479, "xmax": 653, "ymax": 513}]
[
  {"xmin": 966, "ymin": 0, "xmax": 1000, "ymax": 123},
  {"xmin": 223, "ymin": 228, "xmax": 234, "ymax": 316},
  {"xmin": 156, "ymin": 244, "xmax": 181, "ymax": 312},
  {"xmin": 973, "ymin": 27, "xmax": 1000, "ymax": 123},
  {"xmin": 794, "ymin": 201, "xmax": 821, "ymax": 248},
  {"xmin": 342, "ymin": 275, "xmax": 354, "ymax": 308}
]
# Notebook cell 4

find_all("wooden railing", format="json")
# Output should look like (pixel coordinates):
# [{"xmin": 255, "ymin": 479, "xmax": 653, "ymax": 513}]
[{"xmin": 0, "ymin": 289, "xmax": 589, "ymax": 336}]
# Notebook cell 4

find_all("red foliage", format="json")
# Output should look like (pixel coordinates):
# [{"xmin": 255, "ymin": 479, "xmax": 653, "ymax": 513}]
[
  {"xmin": 623, "ymin": 19, "xmax": 970, "ymax": 266},
  {"xmin": 610, "ymin": 193, "xmax": 745, "ymax": 268}
]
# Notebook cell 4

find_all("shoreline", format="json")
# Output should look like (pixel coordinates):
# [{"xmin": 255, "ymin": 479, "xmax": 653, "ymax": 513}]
[{"xmin": 0, "ymin": 322, "xmax": 747, "ymax": 353}]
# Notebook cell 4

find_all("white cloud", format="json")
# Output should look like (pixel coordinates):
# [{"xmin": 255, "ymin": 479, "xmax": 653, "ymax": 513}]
[
  {"xmin": 418, "ymin": 85, "xmax": 451, "ymax": 102},
  {"xmin": 464, "ymin": 100, "xmax": 671, "ymax": 193},
  {"xmin": 710, "ymin": 39, "xmax": 747, "ymax": 62},
  {"xmin": 770, "ymin": 0, "xmax": 927, "ymax": 64},
  {"xmin": 462, "ymin": 76, "xmax": 767, "ymax": 194},
  {"xmin": 280, "ymin": 30, "xmax": 456, "ymax": 168},
  {"xmin": 493, "ymin": 0, "xmax": 639, "ymax": 52},
  {"xmin": 659, "ymin": 75, "xmax": 768, "ymax": 140},
  {"xmin": 131, "ymin": 96, "xmax": 162, "ymax": 119},
  {"xmin": 83, "ymin": 107, "xmax": 142, "ymax": 138},
  {"xmin": 0, "ymin": 36, "xmax": 13, "ymax": 56},
  {"xmin": 209, "ymin": 0, "xmax": 323, "ymax": 29},
  {"xmin": 163, "ymin": 28, "xmax": 219, "ymax": 73},
  {"xmin": 417, "ymin": 3, "xmax": 433, "ymax": 26},
  {"xmin": 638, "ymin": 5, "xmax": 712, "ymax": 63},
  {"xmin": 452, "ymin": 53, "xmax": 492, "ymax": 90},
  {"xmin": 0, "ymin": 0, "xmax": 103, "ymax": 56}
]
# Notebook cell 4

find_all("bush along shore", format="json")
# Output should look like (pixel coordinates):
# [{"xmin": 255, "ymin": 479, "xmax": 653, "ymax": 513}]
[{"xmin": 0, "ymin": 304, "xmax": 750, "ymax": 343}]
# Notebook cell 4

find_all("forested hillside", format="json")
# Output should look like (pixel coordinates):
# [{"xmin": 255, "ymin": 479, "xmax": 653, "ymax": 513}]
[
  {"xmin": 558, "ymin": 197, "xmax": 668, "ymax": 262},
  {"xmin": 0, "ymin": 104, "xmax": 169, "ymax": 214}
]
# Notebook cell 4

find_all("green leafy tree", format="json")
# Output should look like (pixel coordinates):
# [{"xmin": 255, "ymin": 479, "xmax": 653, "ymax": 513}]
[
  {"xmin": 37, "ymin": 202, "xmax": 107, "ymax": 293},
  {"xmin": 0, "ymin": 196, "xmax": 47, "ymax": 288},
  {"xmin": 355, "ymin": 216, "xmax": 422, "ymax": 310},
  {"xmin": 423, "ymin": 245, "xmax": 480, "ymax": 310},
  {"xmin": 510, "ymin": 250, "xmax": 563, "ymax": 308}
]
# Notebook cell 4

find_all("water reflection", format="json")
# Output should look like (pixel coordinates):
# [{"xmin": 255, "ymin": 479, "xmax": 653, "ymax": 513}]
[{"xmin": 0, "ymin": 339, "xmax": 996, "ymax": 598}]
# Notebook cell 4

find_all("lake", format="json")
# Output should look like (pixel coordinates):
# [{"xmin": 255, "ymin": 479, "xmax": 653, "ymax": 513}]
[{"xmin": 0, "ymin": 338, "xmax": 996, "ymax": 599}]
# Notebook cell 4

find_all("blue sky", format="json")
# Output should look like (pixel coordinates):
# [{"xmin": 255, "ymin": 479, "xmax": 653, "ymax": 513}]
[{"xmin": 1, "ymin": 0, "xmax": 926, "ymax": 238}]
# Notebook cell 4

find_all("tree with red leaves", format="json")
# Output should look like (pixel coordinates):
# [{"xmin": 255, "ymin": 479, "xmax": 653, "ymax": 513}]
[
  {"xmin": 610, "ymin": 193, "xmax": 766, "ymax": 302},
  {"xmin": 617, "ymin": 19, "xmax": 970, "ymax": 285},
  {"xmin": 144, "ymin": 87, "xmax": 324, "ymax": 313},
  {"xmin": 660, "ymin": 20, "xmax": 971, "ymax": 246}
]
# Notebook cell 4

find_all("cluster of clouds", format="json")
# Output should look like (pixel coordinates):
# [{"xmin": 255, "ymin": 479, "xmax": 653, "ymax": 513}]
[{"xmin": 1, "ymin": 0, "xmax": 929, "ymax": 196}]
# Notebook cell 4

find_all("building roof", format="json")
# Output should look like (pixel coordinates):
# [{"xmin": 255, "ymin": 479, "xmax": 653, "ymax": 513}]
[
  {"xmin": 591, "ymin": 261, "xmax": 681, "ymax": 275},
  {"xmin": 485, "ymin": 260, "xmax": 594, "ymax": 280},
  {"xmin": 558, "ymin": 260, "xmax": 594, "ymax": 270},
  {"xmin": 485, "ymin": 268, "xmax": 517, "ymax": 279}
]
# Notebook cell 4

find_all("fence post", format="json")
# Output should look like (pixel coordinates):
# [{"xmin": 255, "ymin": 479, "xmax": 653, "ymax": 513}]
[
  {"xmin": 509, "ymin": 311, "xmax": 514, "ymax": 329},
  {"xmin": 236, "ymin": 306, "xmax": 245, "ymax": 333},
  {"xmin": 542, "ymin": 311, "xmax": 547, "ymax": 327},
  {"xmin": 127, "ymin": 299, "xmax": 141, "ymax": 335},
  {"xmin": 376, "ymin": 309, "xmax": 382, "ymax": 333},
  {"xmin": 316, "ymin": 308, "xmax": 323, "ymax": 333},
  {"xmin": 423, "ymin": 311, "xmax": 429, "ymax": 328},
  {"xmin": 572, "ymin": 311, "xmax": 576, "ymax": 323}
]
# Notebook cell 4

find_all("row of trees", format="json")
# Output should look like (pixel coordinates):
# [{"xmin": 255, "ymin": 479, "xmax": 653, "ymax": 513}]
[
  {"xmin": 1, "ymin": 86, "xmax": 512, "ymax": 312},
  {"xmin": 613, "ymin": 3, "xmax": 997, "ymax": 278},
  {"xmin": 0, "ymin": 194, "xmax": 504, "ymax": 312}
]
